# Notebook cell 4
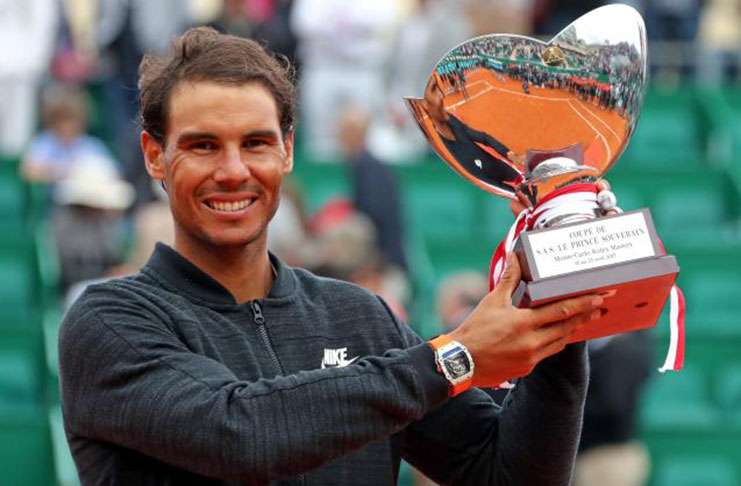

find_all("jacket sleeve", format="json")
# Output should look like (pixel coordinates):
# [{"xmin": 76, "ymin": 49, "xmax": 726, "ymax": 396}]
[
  {"xmin": 383, "ymin": 300, "xmax": 590, "ymax": 486},
  {"xmin": 58, "ymin": 288, "xmax": 450, "ymax": 483}
]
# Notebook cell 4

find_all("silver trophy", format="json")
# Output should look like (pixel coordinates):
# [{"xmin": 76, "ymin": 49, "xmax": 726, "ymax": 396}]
[{"xmin": 405, "ymin": 5, "xmax": 679, "ymax": 342}]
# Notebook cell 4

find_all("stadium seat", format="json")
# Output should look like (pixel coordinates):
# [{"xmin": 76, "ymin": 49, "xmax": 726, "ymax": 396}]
[
  {"xmin": 640, "ymin": 365, "xmax": 721, "ymax": 430},
  {"xmin": 623, "ymin": 87, "xmax": 703, "ymax": 169},
  {"xmin": 683, "ymin": 271, "xmax": 741, "ymax": 337},
  {"xmin": 654, "ymin": 456, "xmax": 739, "ymax": 486},
  {"xmin": 715, "ymin": 363, "xmax": 741, "ymax": 425},
  {"xmin": 49, "ymin": 406, "xmax": 80, "ymax": 486}
]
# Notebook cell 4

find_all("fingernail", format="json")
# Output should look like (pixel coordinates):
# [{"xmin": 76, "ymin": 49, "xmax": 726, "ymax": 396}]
[
  {"xmin": 591, "ymin": 296, "xmax": 604, "ymax": 307},
  {"xmin": 598, "ymin": 289, "xmax": 617, "ymax": 298},
  {"xmin": 591, "ymin": 309, "xmax": 601, "ymax": 321}
]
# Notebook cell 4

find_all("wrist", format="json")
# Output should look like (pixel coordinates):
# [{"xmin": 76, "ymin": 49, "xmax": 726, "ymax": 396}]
[{"xmin": 428, "ymin": 335, "xmax": 475, "ymax": 397}]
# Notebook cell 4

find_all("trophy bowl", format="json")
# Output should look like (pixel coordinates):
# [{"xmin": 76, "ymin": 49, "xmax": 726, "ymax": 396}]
[{"xmin": 405, "ymin": 5, "xmax": 680, "ymax": 344}]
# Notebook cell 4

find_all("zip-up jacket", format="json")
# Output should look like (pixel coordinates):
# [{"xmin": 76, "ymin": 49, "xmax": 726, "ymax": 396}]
[{"xmin": 58, "ymin": 243, "xmax": 589, "ymax": 486}]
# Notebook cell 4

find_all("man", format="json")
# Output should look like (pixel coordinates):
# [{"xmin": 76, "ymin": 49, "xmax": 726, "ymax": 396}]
[
  {"xmin": 59, "ymin": 27, "xmax": 604, "ymax": 485},
  {"xmin": 422, "ymin": 75, "xmax": 524, "ymax": 193}
]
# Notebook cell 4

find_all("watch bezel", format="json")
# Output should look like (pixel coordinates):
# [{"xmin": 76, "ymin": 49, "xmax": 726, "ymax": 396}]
[{"xmin": 434, "ymin": 341, "xmax": 475, "ymax": 386}]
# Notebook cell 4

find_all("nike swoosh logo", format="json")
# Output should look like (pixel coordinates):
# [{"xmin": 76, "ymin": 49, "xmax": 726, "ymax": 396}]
[{"xmin": 320, "ymin": 356, "xmax": 359, "ymax": 369}]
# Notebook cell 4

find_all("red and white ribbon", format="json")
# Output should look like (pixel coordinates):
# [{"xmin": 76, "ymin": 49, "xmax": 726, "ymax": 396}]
[{"xmin": 488, "ymin": 183, "xmax": 685, "ymax": 372}]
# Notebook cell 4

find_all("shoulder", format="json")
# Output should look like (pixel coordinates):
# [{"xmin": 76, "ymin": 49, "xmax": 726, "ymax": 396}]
[{"xmin": 60, "ymin": 272, "xmax": 182, "ymax": 342}]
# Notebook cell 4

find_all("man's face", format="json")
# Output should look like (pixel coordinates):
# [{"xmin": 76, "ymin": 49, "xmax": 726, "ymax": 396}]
[
  {"xmin": 423, "ymin": 77, "xmax": 449, "ymax": 123},
  {"xmin": 143, "ymin": 81, "xmax": 293, "ymax": 251}
]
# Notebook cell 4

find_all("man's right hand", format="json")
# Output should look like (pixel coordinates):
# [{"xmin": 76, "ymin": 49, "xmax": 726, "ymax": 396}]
[{"xmin": 447, "ymin": 253, "xmax": 603, "ymax": 388}]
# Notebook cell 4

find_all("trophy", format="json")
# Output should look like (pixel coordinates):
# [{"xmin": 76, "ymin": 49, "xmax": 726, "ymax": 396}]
[{"xmin": 404, "ymin": 5, "xmax": 683, "ymax": 356}]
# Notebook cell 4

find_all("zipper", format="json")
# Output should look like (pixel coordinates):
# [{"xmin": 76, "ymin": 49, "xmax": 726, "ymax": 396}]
[
  {"xmin": 250, "ymin": 300, "xmax": 284, "ymax": 375},
  {"xmin": 250, "ymin": 301, "xmax": 307, "ymax": 486}
]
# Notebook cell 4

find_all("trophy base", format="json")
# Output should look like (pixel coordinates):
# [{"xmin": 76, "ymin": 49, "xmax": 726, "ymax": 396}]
[{"xmin": 512, "ymin": 255, "xmax": 679, "ymax": 342}]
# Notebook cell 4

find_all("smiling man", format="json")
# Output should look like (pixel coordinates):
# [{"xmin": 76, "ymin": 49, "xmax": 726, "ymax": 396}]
[{"xmin": 59, "ymin": 27, "xmax": 604, "ymax": 486}]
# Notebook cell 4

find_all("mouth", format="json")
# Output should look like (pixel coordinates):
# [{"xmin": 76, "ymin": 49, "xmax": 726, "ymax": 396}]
[
  {"xmin": 204, "ymin": 198, "xmax": 255, "ymax": 212},
  {"xmin": 201, "ymin": 194, "xmax": 259, "ymax": 217}
]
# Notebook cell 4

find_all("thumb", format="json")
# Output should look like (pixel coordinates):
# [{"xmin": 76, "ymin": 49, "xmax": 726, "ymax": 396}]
[{"xmin": 495, "ymin": 253, "xmax": 522, "ymax": 300}]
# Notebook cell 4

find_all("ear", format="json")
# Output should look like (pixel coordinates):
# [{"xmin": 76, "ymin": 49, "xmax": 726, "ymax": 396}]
[
  {"xmin": 282, "ymin": 132, "xmax": 295, "ymax": 174},
  {"xmin": 141, "ymin": 131, "xmax": 166, "ymax": 182}
]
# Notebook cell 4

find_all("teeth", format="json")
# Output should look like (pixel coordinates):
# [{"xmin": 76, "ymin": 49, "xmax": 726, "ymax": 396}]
[{"xmin": 208, "ymin": 199, "xmax": 252, "ymax": 212}]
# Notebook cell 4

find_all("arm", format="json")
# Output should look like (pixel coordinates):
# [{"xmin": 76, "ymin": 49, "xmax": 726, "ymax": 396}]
[
  {"xmin": 388, "ymin": 259, "xmax": 593, "ymax": 486},
  {"xmin": 59, "ymin": 289, "xmax": 449, "ymax": 483},
  {"xmin": 448, "ymin": 115, "xmax": 512, "ymax": 158}
]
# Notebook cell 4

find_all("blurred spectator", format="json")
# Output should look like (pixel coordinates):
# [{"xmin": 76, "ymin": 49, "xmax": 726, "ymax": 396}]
[
  {"xmin": 0, "ymin": 0, "xmax": 58, "ymax": 155},
  {"xmin": 53, "ymin": 159, "xmax": 135, "ymax": 293},
  {"xmin": 371, "ymin": 0, "xmax": 472, "ymax": 162},
  {"xmin": 310, "ymin": 210, "xmax": 408, "ymax": 321},
  {"xmin": 697, "ymin": 0, "xmax": 741, "ymax": 85},
  {"xmin": 21, "ymin": 84, "xmax": 118, "ymax": 183},
  {"xmin": 436, "ymin": 270, "xmax": 488, "ymax": 332},
  {"xmin": 644, "ymin": 0, "xmax": 702, "ymax": 81},
  {"xmin": 339, "ymin": 105, "xmax": 408, "ymax": 272},
  {"xmin": 94, "ymin": 0, "xmax": 199, "ymax": 205},
  {"xmin": 464, "ymin": 0, "xmax": 534, "ymax": 37},
  {"xmin": 290, "ymin": 0, "xmax": 399, "ymax": 160},
  {"xmin": 573, "ymin": 332, "xmax": 654, "ymax": 486},
  {"xmin": 267, "ymin": 181, "xmax": 311, "ymax": 266},
  {"xmin": 126, "ymin": 180, "xmax": 175, "ymax": 271},
  {"xmin": 211, "ymin": 0, "xmax": 299, "ymax": 65}
]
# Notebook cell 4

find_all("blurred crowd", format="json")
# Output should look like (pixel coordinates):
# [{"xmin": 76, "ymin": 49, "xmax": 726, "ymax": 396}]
[{"xmin": 0, "ymin": 1, "xmax": 738, "ymax": 484}]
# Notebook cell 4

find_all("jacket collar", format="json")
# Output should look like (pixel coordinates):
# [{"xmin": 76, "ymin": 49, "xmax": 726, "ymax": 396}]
[{"xmin": 144, "ymin": 242, "xmax": 295, "ymax": 305}]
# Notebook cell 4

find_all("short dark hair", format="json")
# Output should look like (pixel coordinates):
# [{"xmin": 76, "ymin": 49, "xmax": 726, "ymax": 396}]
[{"xmin": 138, "ymin": 27, "xmax": 297, "ymax": 144}]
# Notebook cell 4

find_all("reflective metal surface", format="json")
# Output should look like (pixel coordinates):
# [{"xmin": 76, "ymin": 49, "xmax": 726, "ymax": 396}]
[{"xmin": 404, "ymin": 5, "xmax": 647, "ymax": 202}]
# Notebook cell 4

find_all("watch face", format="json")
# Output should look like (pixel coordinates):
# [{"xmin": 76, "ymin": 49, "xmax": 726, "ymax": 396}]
[{"xmin": 442, "ymin": 349, "xmax": 471, "ymax": 378}]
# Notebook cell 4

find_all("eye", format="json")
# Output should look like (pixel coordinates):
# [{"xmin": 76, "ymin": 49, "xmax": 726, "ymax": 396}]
[
  {"xmin": 186, "ymin": 140, "xmax": 219, "ymax": 154},
  {"xmin": 244, "ymin": 138, "xmax": 270, "ymax": 149}
]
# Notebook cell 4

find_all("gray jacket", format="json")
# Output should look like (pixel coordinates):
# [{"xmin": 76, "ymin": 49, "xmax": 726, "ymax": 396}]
[{"xmin": 59, "ymin": 243, "xmax": 588, "ymax": 485}]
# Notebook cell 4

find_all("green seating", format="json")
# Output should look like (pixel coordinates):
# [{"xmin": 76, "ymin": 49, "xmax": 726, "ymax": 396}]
[
  {"xmin": 49, "ymin": 406, "xmax": 80, "ymax": 486},
  {"xmin": 641, "ymin": 365, "xmax": 721, "ymax": 430},
  {"xmin": 622, "ymin": 87, "xmax": 703, "ymax": 169},
  {"xmin": 288, "ymin": 162, "xmax": 349, "ymax": 213},
  {"xmin": 715, "ymin": 363, "xmax": 741, "ymax": 426},
  {"xmin": 0, "ymin": 408, "xmax": 54, "ymax": 486},
  {"xmin": 397, "ymin": 163, "xmax": 483, "ymax": 242},
  {"xmin": 654, "ymin": 456, "xmax": 738, "ymax": 486},
  {"xmin": 684, "ymin": 271, "xmax": 741, "ymax": 337}
]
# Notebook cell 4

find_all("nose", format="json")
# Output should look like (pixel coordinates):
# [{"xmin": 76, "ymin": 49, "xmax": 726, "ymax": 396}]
[{"xmin": 213, "ymin": 145, "xmax": 251, "ymax": 187}]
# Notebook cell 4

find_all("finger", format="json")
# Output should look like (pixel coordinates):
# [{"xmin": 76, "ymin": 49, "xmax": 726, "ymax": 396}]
[
  {"xmin": 516, "ymin": 191, "xmax": 532, "ymax": 210},
  {"xmin": 493, "ymin": 253, "xmax": 522, "ymax": 301},
  {"xmin": 537, "ymin": 309, "xmax": 600, "ymax": 346},
  {"xmin": 528, "ymin": 294, "xmax": 603, "ymax": 328},
  {"xmin": 509, "ymin": 199, "xmax": 527, "ymax": 217},
  {"xmin": 534, "ymin": 334, "xmax": 570, "ymax": 362},
  {"xmin": 597, "ymin": 179, "xmax": 611, "ymax": 191}
]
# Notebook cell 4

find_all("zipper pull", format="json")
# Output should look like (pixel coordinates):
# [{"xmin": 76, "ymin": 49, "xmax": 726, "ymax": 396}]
[{"xmin": 250, "ymin": 301, "xmax": 265, "ymax": 325}]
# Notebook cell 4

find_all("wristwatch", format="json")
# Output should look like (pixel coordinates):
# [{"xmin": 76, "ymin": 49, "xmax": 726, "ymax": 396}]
[{"xmin": 428, "ymin": 335, "xmax": 474, "ymax": 397}]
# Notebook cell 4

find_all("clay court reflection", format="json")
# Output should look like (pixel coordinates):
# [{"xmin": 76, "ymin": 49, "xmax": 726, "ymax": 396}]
[{"xmin": 405, "ymin": 4, "xmax": 647, "ymax": 200}]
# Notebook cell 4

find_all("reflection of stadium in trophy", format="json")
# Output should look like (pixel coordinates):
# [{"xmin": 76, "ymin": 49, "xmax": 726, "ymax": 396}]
[{"xmin": 404, "ymin": 4, "xmax": 646, "ymax": 202}]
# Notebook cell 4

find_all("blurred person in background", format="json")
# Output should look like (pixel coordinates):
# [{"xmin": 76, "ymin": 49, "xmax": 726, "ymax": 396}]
[
  {"xmin": 310, "ymin": 210, "xmax": 409, "ymax": 322},
  {"xmin": 372, "ymin": 0, "xmax": 472, "ymax": 163},
  {"xmin": 644, "ymin": 0, "xmax": 702, "ymax": 82},
  {"xmin": 22, "ymin": 83, "xmax": 118, "ymax": 183},
  {"xmin": 436, "ymin": 271, "xmax": 489, "ymax": 334},
  {"xmin": 0, "ymin": 0, "xmax": 58, "ymax": 156},
  {"xmin": 697, "ymin": 0, "xmax": 741, "ymax": 86},
  {"xmin": 53, "ymin": 158, "xmax": 135, "ymax": 294},
  {"xmin": 573, "ymin": 332, "xmax": 654, "ymax": 486},
  {"xmin": 290, "ymin": 0, "xmax": 399, "ymax": 161},
  {"xmin": 338, "ymin": 104, "xmax": 408, "ymax": 273},
  {"xmin": 266, "ymin": 180, "xmax": 311, "ymax": 266},
  {"xmin": 93, "ymin": 0, "xmax": 200, "ymax": 205},
  {"xmin": 465, "ymin": 0, "xmax": 534, "ymax": 37}
]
